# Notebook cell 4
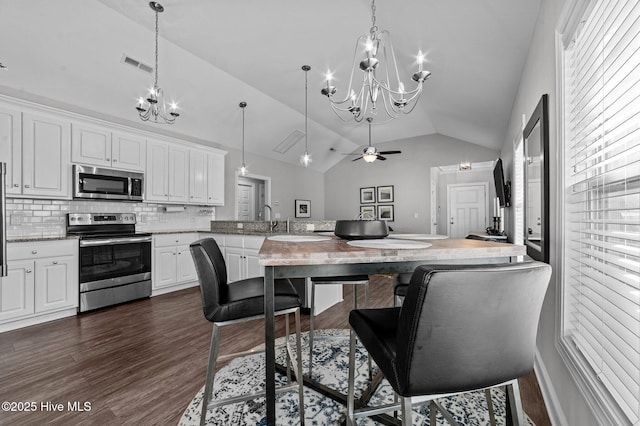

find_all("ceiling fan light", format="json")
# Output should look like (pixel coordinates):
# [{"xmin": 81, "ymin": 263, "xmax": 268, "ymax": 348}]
[{"xmin": 363, "ymin": 153, "xmax": 377, "ymax": 163}]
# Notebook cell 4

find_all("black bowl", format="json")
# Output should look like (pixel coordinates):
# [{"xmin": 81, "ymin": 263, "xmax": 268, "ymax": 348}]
[{"xmin": 334, "ymin": 220, "xmax": 389, "ymax": 240}]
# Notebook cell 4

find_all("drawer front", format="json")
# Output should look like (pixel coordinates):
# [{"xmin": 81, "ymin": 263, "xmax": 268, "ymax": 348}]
[
  {"xmin": 8, "ymin": 240, "xmax": 77, "ymax": 261},
  {"xmin": 154, "ymin": 233, "xmax": 199, "ymax": 248}
]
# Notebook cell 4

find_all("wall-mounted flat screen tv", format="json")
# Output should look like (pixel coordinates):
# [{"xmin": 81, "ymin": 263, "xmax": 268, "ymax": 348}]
[{"xmin": 493, "ymin": 158, "xmax": 510, "ymax": 207}]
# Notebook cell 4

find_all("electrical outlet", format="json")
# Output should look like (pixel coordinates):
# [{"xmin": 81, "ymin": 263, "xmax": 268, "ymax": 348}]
[
  {"xmin": 274, "ymin": 200, "xmax": 280, "ymax": 206},
  {"xmin": 275, "ymin": 213, "xmax": 281, "ymax": 219},
  {"xmin": 306, "ymin": 224, "xmax": 315, "ymax": 232},
  {"xmin": 237, "ymin": 223, "xmax": 244, "ymax": 229}
]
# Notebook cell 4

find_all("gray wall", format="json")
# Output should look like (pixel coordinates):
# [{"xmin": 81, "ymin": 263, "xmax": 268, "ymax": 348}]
[
  {"xmin": 215, "ymin": 148, "xmax": 325, "ymax": 221},
  {"xmin": 500, "ymin": 0, "xmax": 596, "ymax": 424},
  {"xmin": 324, "ymin": 134, "xmax": 499, "ymax": 232}
]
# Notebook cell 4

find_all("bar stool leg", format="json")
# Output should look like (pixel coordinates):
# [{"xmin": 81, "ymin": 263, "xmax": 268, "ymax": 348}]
[
  {"xmin": 364, "ymin": 282, "xmax": 372, "ymax": 380},
  {"xmin": 308, "ymin": 280, "xmax": 315, "ymax": 378},
  {"xmin": 295, "ymin": 308, "xmax": 305, "ymax": 425},
  {"xmin": 200, "ymin": 323, "xmax": 221, "ymax": 426},
  {"xmin": 285, "ymin": 313, "xmax": 291, "ymax": 383}
]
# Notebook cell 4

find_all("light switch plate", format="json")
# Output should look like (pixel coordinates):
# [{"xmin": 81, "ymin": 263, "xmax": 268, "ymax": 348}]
[{"xmin": 306, "ymin": 224, "xmax": 315, "ymax": 231}]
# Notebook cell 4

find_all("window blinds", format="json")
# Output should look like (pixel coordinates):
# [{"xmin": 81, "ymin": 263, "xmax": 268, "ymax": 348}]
[{"xmin": 562, "ymin": 0, "xmax": 640, "ymax": 424}]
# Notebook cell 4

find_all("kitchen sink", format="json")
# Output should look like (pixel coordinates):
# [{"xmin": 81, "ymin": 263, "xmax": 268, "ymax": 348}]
[{"xmin": 266, "ymin": 235, "xmax": 332, "ymax": 242}]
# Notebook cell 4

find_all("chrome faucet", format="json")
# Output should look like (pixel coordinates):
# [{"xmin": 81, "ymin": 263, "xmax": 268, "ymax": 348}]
[{"xmin": 259, "ymin": 204, "xmax": 277, "ymax": 231}]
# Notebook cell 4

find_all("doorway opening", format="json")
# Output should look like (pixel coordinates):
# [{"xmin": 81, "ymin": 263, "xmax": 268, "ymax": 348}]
[
  {"xmin": 235, "ymin": 172, "xmax": 271, "ymax": 221},
  {"xmin": 430, "ymin": 161, "xmax": 495, "ymax": 236}
]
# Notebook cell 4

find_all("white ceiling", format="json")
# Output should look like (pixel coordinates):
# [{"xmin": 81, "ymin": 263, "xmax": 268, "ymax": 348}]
[{"xmin": 0, "ymin": 0, "xmax": 540, "ymax": 172}]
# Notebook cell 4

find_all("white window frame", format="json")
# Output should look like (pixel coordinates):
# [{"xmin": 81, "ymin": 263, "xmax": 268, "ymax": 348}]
[{"xmin": 555, "ymin": 1, "xmax": 640, "ymax": 425}]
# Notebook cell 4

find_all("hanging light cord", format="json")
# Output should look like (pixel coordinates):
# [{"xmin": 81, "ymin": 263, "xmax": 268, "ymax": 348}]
[
  {"xmin": 154, "ymin": 7, "xmax": 159, "ymax": 88},
  {"xmin": 304, "ymin": 68, "xmax": 308, "ymax": 153},
  {"xmin": 242, "ymin": 105, "xmax": 245, "ymax": 164}
]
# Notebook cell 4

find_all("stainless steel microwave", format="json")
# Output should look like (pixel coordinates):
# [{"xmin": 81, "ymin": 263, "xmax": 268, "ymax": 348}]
[{"xmin": 73, "ymin": 165, "xmax": 144, "ymax": 202}]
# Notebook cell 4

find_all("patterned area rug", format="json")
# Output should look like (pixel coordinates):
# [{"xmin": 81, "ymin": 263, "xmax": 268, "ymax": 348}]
[{"xmin": 179, "ymin": 329, "xmax": 535, "ymax": 425}]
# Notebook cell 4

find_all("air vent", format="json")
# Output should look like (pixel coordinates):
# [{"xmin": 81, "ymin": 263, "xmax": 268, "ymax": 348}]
[
  {"xmin": 273, "ymin": 130, "xmax": 305, "ymax": 154},
  {"xmin": 121, "ymin": 54, "xmax": 153, "ymax": 74}
]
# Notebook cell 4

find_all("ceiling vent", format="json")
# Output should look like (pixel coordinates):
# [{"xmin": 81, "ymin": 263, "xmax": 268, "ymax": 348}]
[
  {"xmin": 121, "ymin": 54, "xmax": 153, "ymax": 74},
  {"xmin": 273, "ymin": 130, "xmax": 305, "ymax": 154}
]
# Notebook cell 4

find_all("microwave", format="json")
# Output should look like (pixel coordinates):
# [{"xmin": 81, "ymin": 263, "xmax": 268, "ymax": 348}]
[{"xmin": 73, "ymin": 165, "xmax": 144, "ymax": 202}]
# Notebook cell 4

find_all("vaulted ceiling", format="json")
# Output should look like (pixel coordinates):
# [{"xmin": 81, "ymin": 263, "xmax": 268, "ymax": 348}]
[{"xmin": 0, "ymin": 0, "xmax": 540, "ymax": 171}]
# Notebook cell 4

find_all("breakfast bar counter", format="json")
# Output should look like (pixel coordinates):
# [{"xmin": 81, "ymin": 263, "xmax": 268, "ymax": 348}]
[{"xmin": 259, "ymin": 236, "xmax": 526, "ymax": 425}]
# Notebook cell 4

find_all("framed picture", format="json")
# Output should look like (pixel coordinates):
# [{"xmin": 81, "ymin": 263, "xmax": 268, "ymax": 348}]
[
  {"xmin": 295, "ymin": 199, "xmax": 311, "ymax": 218},
  {"xmin": 360, "ymin": 187, "xmax": 376, "ymax": 204},
  {"xmin": 377, "ymin": 204, "xmax": 394, "ymax": 222},
  {"xmin": 377, "ymin": 185, "xmax": 394, "ymax": 203},
  {"xmin": 359, "ymin": 205, "xmax": 377, "ymax": 220}
]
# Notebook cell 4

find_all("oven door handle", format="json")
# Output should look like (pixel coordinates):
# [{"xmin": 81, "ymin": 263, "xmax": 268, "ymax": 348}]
[{"xmin": 79, "ymin": 236, "xmax": 152, "ymax": 247}]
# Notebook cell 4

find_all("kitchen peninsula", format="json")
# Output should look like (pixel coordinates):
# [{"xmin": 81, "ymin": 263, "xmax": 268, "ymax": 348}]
[{"xmin": 259, "ymin": 236, "xmax": 526, "ymax": 425}]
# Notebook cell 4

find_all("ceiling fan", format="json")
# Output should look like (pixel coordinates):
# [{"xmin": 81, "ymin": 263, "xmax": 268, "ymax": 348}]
[{"xmin": 349, "ymin": 117, "xmax": 401, "ymax": 163}]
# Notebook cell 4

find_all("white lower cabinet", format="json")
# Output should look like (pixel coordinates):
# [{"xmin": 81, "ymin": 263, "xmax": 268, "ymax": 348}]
[
  {"xmin": 224, "ymin": 235, "xmax": 264, "ymax": 283},
  {"xmin": 0, "ymin": 240, "xmax": 78, "ymax": 332},
  {"xmin": 152, "ymin": 233, "xmax": 199, "ymax": 294}
]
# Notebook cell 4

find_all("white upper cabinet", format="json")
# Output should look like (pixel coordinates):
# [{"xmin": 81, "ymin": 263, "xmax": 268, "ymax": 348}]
[
  {"xmin": 0, "ymin": 105, "xmax": 22, "ymax": 195},
  {"xmin": 72, "ymin": 122, "xmax": 145, "ymax": 171},
  {"xmin": 190, "ymin": 149, "xmax": 208, "ymax": 204},
  {"xmin": 207, "ymin": 151, "xmax": 226, "ymax": 206},
  {"xmin": 169, "ymin": 144, "xmax": 189, "ymax": 203},
  {"xmin": 111, "ymin": 131, "xmax": 145, "ymax": 171},
  {"xmin": 145, "ymin": 140, "xmax": 190, "ymax": 203},
  {"xmin": 146, "ymin": 140, "xmax": 170, "ymax": 202},
  {"xmin": 22, "ymin": 112, "xmax": 71, "ymax": 199}
]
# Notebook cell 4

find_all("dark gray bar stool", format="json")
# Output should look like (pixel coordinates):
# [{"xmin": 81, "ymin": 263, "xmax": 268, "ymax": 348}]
[
  {"xmin": 190, "ymin": 238, "xmax": 305, "ymax": 426},
  {"xmin": 347, "ymin": 262, "xmax": 551, "ymax": 425},
  {"xmin": 308, "ymin": 275, "xmax": 369, "ymax": 378}
]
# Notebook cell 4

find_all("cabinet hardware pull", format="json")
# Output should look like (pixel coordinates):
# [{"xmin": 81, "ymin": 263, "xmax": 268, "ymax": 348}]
[
  {"xmin": 26, "ymin": 269, "xmax": 32, "ymax": 273},
  {"xmin": 14, "ymin": 184, "xmax": 19, "ymax": 187},
  {"xmin": 52, "ymin": 261, "xmax": 58, "ymax": 264},
  {"xmin": 450, "ymin": 217, "xmax": 454, "ymax": 225},
  {"xmin": 112, "ymin": 159, "xmax": 117, "ymax": 162},
  {"xmin": 32, "ymin": 250, "xmax": 37, "ymax": 254},
  {"xmin": 24, "ymin": 184, "xmax": 30, "ymax": 188},
  {"xmin": 106, "ymin": 158, "xmax": 110, "ymax": 161}
]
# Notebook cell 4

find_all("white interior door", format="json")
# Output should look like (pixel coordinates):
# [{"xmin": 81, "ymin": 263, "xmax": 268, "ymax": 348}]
[
  {"xmin": 237, "ymin": 182, "xmax": 255, "ymax": 221},
  {"xmin": 448, "ymin": 183, "xmax": 488, "ymax": 238}
]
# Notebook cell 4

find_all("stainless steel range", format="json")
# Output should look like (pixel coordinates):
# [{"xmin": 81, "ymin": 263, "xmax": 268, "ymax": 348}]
[{"xmin": 67, "ymin": 213, "xmax": 152, "ymax": 312}]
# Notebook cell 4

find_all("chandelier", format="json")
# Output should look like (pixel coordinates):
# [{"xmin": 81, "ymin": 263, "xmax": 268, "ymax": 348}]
[
  {"xmin": 321, "ymin": 0, "xmax": 430, "ymax": 123},
  {"xmin": 300, "ymin": 65, "xmax": 312, "ymax": 167},
  {"xmin": 135, "ymin": 2, "xmax": 180, "ymax": 124},
  {"xmin": 239, "ymin": 102, "xmax": 248, "ymax": 176}
]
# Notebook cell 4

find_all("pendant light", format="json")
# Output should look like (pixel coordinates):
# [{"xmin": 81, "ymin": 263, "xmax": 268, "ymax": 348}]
[
  {"xmin": 300, "ymin": 65, "xmax": 312, "ymax": 166},
  {"xmin": 239, "ymin": 102, "xmax": 248, "ymax": 176},
  {"xmin": 135, "ymin": 2, "xmax": 181, "ymax": 124},
  {"xmin": 321, "ymin": 0, "xmax": 430, "ymax": 123}
]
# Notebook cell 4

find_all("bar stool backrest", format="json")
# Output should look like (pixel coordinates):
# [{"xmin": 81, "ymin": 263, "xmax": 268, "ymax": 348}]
[
  {"xmin": 190, "ymin": 238, "xmax": 229, "ymax": 322},
  {"xmin": 396, "ymin": 262, "xmax": 551, "ymax": 396}
]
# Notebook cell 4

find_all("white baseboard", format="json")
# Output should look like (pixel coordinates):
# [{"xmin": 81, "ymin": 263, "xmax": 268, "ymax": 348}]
[
  {"xmin": 0, "ymin": 308, "xmax": 77, "ymax": 334},
  {"xmin": 534, "ymin": 349, "xmax": 568, "ymax": 426},
  {"xmin": 151, "ymin": 280, "xmax": 199, "ymax": 296}
]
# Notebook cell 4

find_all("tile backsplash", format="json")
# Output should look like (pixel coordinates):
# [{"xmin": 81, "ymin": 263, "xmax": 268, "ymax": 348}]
[{"xmin": 5, "ymin": 198, "xmax": 215, "ymax": 238}]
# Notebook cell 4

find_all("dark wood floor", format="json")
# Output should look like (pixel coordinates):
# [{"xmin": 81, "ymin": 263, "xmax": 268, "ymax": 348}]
[{"xmin": 0, "ymin": 275, "xmax": 551, "ymax": 425}]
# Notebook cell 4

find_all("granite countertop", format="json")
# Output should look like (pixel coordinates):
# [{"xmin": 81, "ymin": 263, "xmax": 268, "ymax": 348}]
[
  {"xmin": 147, "ymin": 229, "xmax": 213, "ymax": 235},
  {"xmin": 260, "ymin": 237, "xmax": 525, "ymax": 266},
  {"xmin": 8, "ymin": 235, "xmax": 79, "ymax": 243}
]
